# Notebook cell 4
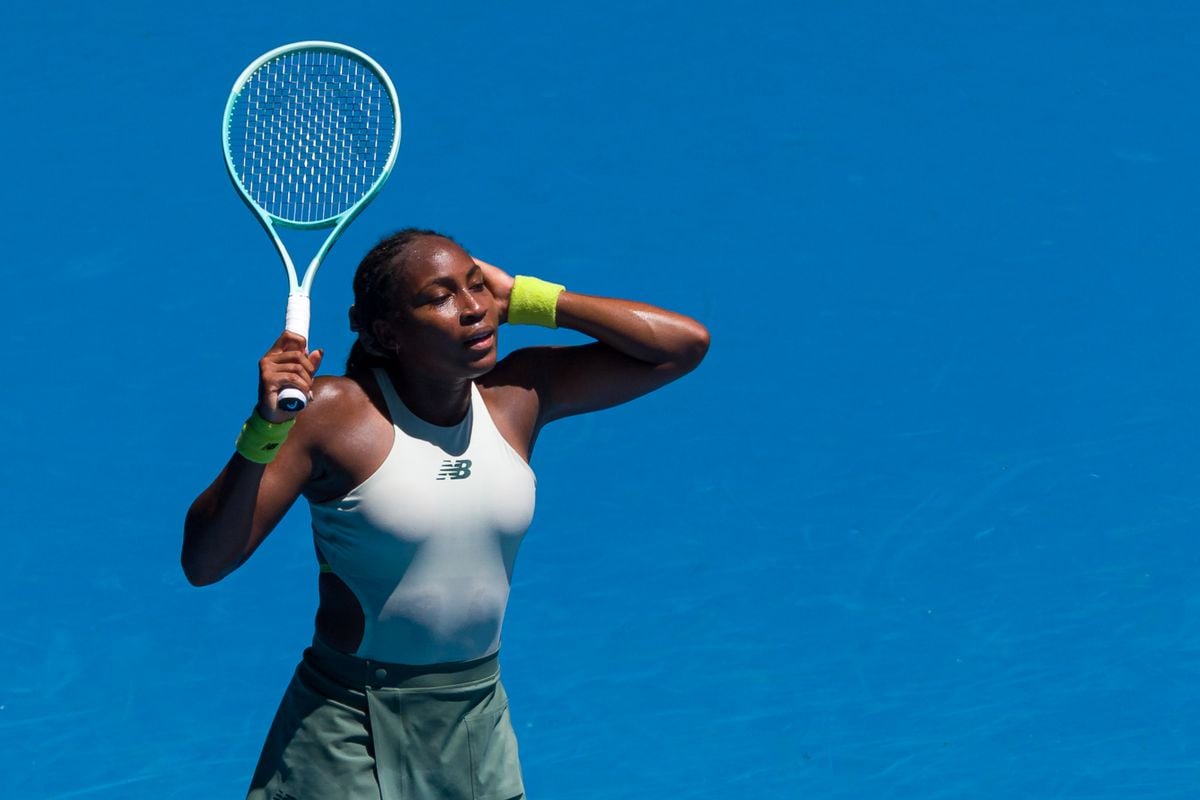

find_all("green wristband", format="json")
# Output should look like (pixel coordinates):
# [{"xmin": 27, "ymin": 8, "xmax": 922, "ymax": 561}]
[
  {"xmin": 508, "ymin": 275, "xmax": 566, "ymax": 328},
  {"xmin": 235, "ymin": 410, "xmax": 295, "ymax": 464}
]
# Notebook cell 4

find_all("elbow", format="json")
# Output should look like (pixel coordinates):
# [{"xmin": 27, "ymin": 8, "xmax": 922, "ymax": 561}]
[
  {"xmin": 181, "ymin": 516, "xmax": 232, "ymax": 588},
  {"xmin": 180, "ymin": 547, "xmax": 222, "ymax": 587},
  {"xmin": 181, "ymin": 565, "xmax": 217, "ymax": 588},
  {"xmin": 677, "ymin": 322, "xmax": 711, "ymax": 373},
  {"xmin": 182, "ymin": 567, "xmax": 213, "ymax": 588},
  {"xmin": 182, "ymin": 551, "xmax": 240, "ymax": 587}
]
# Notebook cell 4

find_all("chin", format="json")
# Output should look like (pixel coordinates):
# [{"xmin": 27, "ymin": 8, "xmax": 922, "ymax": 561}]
[{"xmin": 464, "ymin": 351, "xmax": 498, "ymax": 376}]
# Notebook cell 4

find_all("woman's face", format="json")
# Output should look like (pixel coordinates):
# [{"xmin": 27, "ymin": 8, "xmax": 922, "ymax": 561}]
[{"xmin": 372, "ymin": 236, "xmax": 499, "ymax": 379}]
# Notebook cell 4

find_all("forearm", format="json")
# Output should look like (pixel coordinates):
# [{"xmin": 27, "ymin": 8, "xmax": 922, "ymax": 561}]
[
  {"xmin": 554, "ymin": 291, "xmax": 710, "ymax": 368},
  {"xmin": 181, "ymin": 456, "xmax": 266, "ymax": 586},
  {"xmin": 183, "ymin": 333, "xmax": 322, "ymax": 585}
]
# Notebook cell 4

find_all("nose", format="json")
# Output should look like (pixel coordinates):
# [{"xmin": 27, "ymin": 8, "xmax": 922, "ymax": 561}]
[{"xmin": 460, "ymin": 287, "xmax": 485, "ymax": 322}]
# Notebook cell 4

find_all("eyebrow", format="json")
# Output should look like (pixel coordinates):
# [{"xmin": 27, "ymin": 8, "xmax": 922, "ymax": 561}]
[{"xmin": 417, "ymin": 265, "xmax": 482, "ymax": 293}]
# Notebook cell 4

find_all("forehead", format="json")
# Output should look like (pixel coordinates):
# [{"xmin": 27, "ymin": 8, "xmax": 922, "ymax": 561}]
[{"xmin": 394, "ymin": 237, "xmax": 474, "ymax": 291}]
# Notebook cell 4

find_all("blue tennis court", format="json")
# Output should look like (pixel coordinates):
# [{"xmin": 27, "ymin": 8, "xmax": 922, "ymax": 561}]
[{"xmin": 3, "ymin": 1, "xmax": 1198, "ymax": 797}]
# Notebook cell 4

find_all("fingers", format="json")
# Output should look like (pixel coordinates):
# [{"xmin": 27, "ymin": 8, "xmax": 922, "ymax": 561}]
[
  {"xmin": 474, "ymin": 257, "xmax": 513, "ymax": 284},
  {"xmin": 262, "ymin": 349, "xmax": 320, "ymax": 372},
  {"xmin": 258, "ymin": 335, "xmax": 325, "ymax": 420},
  {"xmin": 268, "ymin": 330, "xmax": 309, "ymax": 354},
  {"xmin": 474, "ymin": 258, "xmax": 515, "ymax": 322}
]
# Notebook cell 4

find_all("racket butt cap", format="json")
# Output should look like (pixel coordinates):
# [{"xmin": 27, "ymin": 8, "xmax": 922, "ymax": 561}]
[{"xmin": 278, "ymin": 389, "xmax": 308, "ymax": 412}]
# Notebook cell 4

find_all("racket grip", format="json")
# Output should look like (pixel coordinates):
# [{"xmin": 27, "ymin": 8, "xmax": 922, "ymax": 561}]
[
  {"xmin": 285, "ymin": 293, "xmax": 311, "ymax": 340},
  {"xmin": 279, "ymin": 293, "xmax": 312, "ymax": 412}
]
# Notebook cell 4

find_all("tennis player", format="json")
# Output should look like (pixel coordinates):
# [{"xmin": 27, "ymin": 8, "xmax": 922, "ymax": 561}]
[{"xmin": 182, "ymin": 229, "xmax": 710, "ymax": 799}]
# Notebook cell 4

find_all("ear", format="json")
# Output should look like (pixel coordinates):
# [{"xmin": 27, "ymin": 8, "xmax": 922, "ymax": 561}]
[{"xmin": 371, "ymin": 317, "xmax": 403, "ymax": 356}]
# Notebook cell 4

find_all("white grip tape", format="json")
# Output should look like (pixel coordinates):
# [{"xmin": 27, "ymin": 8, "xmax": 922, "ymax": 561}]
[{"xmin": 285, "ymin": 294, "xmax": 311, "ymax": 341}]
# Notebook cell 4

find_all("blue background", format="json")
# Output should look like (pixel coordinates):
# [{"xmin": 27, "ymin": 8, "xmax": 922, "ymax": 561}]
[{"xmin": 3, "ymin": 1, "xmax": 1199, "ymax": 797}]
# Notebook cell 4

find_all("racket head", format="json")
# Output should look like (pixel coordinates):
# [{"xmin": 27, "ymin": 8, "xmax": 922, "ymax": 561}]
[{"xmin": 222, "ymin": 41, "xmax": 401, "ymax": 230}]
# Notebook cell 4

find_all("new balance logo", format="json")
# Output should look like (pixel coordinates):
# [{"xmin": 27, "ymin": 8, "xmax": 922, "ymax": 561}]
[{"xmin": 437, "ymin": 459, "xmax": 473, "ymax": 480}]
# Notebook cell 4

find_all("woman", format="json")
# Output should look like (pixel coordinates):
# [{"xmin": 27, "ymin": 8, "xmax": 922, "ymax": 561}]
[{"xmin": 183, "ymin": 228, "xmax": 710, "ymax": 799}]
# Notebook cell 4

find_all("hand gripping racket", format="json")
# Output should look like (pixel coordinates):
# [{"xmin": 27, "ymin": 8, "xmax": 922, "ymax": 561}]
[{"xmin": 222, "ymin": 41, "xmax": 401, "ymax": 411}]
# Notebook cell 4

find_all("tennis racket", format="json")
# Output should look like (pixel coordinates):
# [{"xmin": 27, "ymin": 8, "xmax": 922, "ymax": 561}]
[{"xmin": 222, "ymin": 41, "xmax": 401, "ymax": 411}]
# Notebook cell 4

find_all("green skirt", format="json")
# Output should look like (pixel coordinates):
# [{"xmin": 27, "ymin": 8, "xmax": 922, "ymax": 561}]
[{"xmin": 247, "ymin": 637, "xmax": 525, "ymax": 800}]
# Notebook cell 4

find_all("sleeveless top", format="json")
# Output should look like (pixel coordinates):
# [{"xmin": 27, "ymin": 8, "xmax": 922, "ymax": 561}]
[{"xmin": 308, "ymin": 368, "xmax": 536, "ymax": 665}]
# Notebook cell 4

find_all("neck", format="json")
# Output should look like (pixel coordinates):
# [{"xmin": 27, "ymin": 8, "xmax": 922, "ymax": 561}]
[{"xmin": 384, "ymin": 365, "xmax": 473, "ymax": 427}]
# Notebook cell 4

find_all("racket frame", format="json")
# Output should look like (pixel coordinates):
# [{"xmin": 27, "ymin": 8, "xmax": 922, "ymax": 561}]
[{"xmin": 221, "ymin": 40, "xmax": 401, "ymax": 410}]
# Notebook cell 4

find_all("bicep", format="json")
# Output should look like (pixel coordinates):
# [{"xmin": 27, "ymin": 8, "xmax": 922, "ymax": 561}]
[{"xmin": 535, "ymin": 342, "xmax": 697, "ymax": 425}]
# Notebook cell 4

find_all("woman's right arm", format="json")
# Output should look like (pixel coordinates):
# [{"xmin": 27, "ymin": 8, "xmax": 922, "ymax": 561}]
[{"xmin": 181, "ymin": 332, "xmax": 323, "ymax": 586}]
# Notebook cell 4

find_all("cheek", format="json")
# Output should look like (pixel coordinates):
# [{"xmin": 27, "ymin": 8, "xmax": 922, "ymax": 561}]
[{"xmin": 404, "ymin": 313, "xmax": 459, "ymax": 350}]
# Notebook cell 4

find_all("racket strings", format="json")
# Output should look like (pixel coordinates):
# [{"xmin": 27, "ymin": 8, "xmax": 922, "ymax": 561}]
[{"xmin": 228, "ymin": 49, "xmax": 395, "ymax": 224}]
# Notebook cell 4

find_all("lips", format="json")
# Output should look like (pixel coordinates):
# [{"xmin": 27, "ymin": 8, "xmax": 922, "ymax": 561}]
[{"xmin": 464, "ymin": 328, "xmax": 495, "ymax": 351}]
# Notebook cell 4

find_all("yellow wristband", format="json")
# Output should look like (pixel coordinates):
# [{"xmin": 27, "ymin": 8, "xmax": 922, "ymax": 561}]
[
  {"xmin": 235, "ymin": 410, "xmax": 295, "ymax": 464},
  {"xmin": 508, "ymin": 275, "xmax": 566, "ymax": 328}
]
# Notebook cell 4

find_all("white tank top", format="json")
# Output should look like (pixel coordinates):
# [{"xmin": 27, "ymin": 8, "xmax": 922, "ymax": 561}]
[{"xmin": 309, "ymin": 368, "xmax": 536, "ymax": 664}]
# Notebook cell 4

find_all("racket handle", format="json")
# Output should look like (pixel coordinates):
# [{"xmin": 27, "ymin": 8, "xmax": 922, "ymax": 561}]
[{"xmin": 279, "ymin": 294, "xmax": 312, "ymax": 412}]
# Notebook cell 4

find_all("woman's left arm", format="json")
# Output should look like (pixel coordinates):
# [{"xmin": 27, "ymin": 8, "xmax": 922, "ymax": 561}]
[
  {"xmin": 556, "ymin": 291, "xmax": 711, "ymax": 369},
  {"xmin": 479, "ymin": 260, "xmax": 710, "ymax": 425}
]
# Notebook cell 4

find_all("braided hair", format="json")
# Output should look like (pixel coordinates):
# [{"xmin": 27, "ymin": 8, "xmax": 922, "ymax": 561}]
[{"xmin": 346, "ymin": 228, "xmax": 459, "ymax": 372}]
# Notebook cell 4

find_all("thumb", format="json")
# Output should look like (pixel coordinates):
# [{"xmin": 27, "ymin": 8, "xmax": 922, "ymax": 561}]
[{"xmin": 310, "ymin": 348, "xmax": 325, "ymax": 373}]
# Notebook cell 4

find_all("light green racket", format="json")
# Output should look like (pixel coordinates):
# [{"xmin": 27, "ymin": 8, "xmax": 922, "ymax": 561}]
[{"xmin": 222, "ymin": 41, "xmax": 401, "ymax": 411}]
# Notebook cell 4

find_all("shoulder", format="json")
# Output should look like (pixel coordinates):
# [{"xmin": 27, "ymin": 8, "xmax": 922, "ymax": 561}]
[
  {"xmin": 477, "ymin": 346, "xmax": 561, "ymax": 399},
  {"xmin": 478, "ymin": 346, "xmax": 563, "ymax": 389},
  {"xmin": 291, "ymin": 373, "xmax": 395, "ymax": 497},
  {"xmin": 475, "ymin": 348, "xmax": 559, "ymax": 444},
  {"xmin": 477, "ymin": 344, "xmax": 602, "ymax": 412},
  {"xmin": 291, "ymin": 374, "xmax": 376, "ymax": 444},
  {"xmin": 311, "ymin": 374, "xmax": 372, "ymax": 416},
  {"xmin": 312, "ymin": 374, "xmax": 369, "ymax": 405}
]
